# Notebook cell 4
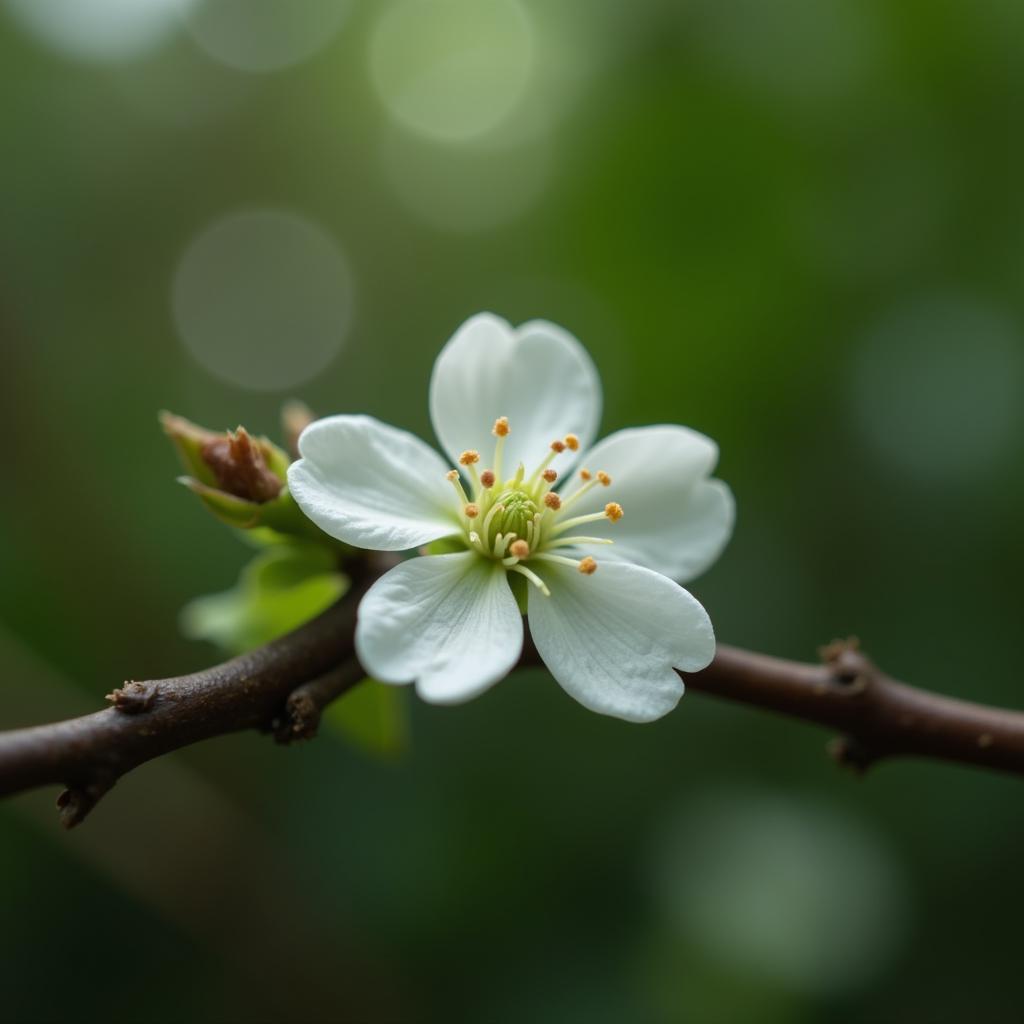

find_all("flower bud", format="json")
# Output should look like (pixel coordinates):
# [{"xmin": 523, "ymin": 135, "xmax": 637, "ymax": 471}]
[{"xmin": 161, "ymin": 411, "xmax": 320, "ymax": 540}]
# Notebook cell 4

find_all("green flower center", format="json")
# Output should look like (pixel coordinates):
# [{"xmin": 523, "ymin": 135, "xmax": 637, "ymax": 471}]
[
  {"xmin": 491, "ymin": 490, "xmax": 538, "ymax": 545},
  {"xmin": 442, "ymin": 416, "xmax": 625, "ymax": 595}
]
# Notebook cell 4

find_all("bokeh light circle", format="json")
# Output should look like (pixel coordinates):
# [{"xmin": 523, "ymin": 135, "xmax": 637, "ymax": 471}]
[
  {"xmin": 369, "ymin": 0, "xmax": 535, "ymax": 142},
  {"xmin": 185, "ymin": 0, "xmax": 351, "ymax": 73},
  {"xmin": 172, "ymin": 210, "xmax": 354, "ymax": 392},
  {"xmin": 849, "ymin": 295, "xmax": 1023, "ymax": 484},
  {"xmin": 3, "ymin": 0, "xmax": 195, "ymax": 63},
  {"xmin": 653, "ymin": 791, "xmax": 909, "ymax": 994},
  {"xmin": 380, "ymin": 129, "xmax": 551, "ymax": 233}
]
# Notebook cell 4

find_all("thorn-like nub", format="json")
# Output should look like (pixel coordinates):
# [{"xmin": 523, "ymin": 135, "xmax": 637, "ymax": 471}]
[
  {"xmin": 604, "ymin": 502, "xmax": 624, "ymax": 522},
  {"xmin": 544, "ymin": 492, "xmax": 563, "ymax": 510},
  {"xmin": 509, "ymin": 540, "xmax": 530, "ymax": 559},
  {"xmin": 465, "ymin": 503, "xmax": 480, "ymax": 518},
  {"xmin": 480, "ymin": 470, "xmax": 496, "ymax": 488},
  {"xmin": 578, "ymin": 556, "xmax": 598, "ymax": 575},
  {"xmin": 542, "ymin": 469, "xmax": 558, "ymax": 483},
  {"xmin": 597, "ymin": 471, "xmax": 612, "ymax": 486},
  {"xmin": 459, "ymin": 450, "xmax": 480, "ymax": 466},
  {"xmin": 564, "ymin": 434, "xmax": 580, "ymax": 452},
  {"xmin": 493, "ymin": 417, "xmax": 510, "ymax": 437},
  {"xmin": 550, "ymin": 440, "xmax": 566, "ymax": 453},
  {"xmin": 446, "ymin": 469, "xmax": 459, "ymax": 481},
  {"xmin": 580, "ymin": 469, "xmax": 592, "ymax": 481}
]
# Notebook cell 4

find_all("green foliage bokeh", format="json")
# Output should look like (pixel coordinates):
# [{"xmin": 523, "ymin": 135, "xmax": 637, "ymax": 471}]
[{"xmin": 2, "ymin": 2, "xmax": 1024, "ymax": 1021}]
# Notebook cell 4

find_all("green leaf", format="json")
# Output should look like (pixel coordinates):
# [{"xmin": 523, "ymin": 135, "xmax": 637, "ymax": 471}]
[
  {"xmin": 178, "ymin": 477, "xmax": 347, "ymax": 550},
  {"xmin": 181, "ymin": 543, "xmax": 348, "ymax": 656},
  {"xmin": 160, "ymin": 411, "xmax": 222, "ymax": 488},
  {"xmin": 323, "ymin": 680, "xmax": 409, "ymax": 759}
]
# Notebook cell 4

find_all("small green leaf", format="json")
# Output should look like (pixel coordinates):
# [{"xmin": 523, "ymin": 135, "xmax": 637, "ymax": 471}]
[
  {"xmin": 178, "ymin": 476, "xmax": 263, "ymax": 529},
  {"xmin": 324, "ymin": 680, "xmax": 409, "ymax": 759},
  {"xmin": 181, "ymin": 544, "xmax": 348, "ymax": 656},
  {"xmin": 160, "ymin": 411, "xmax": 222, "ymax": 488}
]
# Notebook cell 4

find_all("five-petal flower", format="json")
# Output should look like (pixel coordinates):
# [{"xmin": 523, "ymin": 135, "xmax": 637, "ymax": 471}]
[{"xmin": 288, "ymin": 313, "xmax": 734, "ymax": 722}]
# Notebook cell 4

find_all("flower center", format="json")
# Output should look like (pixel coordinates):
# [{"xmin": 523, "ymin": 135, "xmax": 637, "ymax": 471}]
[{"xmin": 443, "ymin": 417, "xmax": 623, "ymax": 596}]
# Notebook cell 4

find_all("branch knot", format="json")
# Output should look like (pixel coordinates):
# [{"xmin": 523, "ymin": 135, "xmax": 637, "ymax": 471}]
[{"xmin": 106, "ymin": 681, "xmax": 160, "ymax": 714}]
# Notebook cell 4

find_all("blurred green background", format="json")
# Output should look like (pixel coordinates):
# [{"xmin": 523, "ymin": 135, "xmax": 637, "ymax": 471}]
[{"xmin": 2, "ymin": 1, "xmax": 1024, "ymax": 1021}]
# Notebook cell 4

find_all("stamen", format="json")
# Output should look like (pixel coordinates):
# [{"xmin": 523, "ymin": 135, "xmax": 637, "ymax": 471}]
[
  {"xmin": 459, "ymin": 450, "xmax": 480, "ymax": 466},
  {"xmin": 550, "ymin": 503, "xmax": 626, "ymax": 535},
  {"xmin": 509, "ymin": 563, "xmax": 550, "ymax": 597},
  {"xmin": 558, "ymin": 475, "xmax": 600, "ymax": 512},
  {"xmin": 480, "ymin": 470, "xmax": 496, "ymax": 489},
  {"xmin": 564, "ymin": 434, "xmax": 580, "ymax": 452},
  {"xmin": 578, "ymin": 556, "xmax": 598, "ymax": 575},
  {"xmin": 534, "ymin": 553, "xmax": 586, "ymax": 569},
  {"xmin": 528, "ymin": 442, "xmax": 566, "ymax": 487},
  {"xmin": 544, "ymin": 535, "xmax": 614, "ymax": 549},
  {"xmin": 482, "ymin": 501, "xmax": 505, "ymax": 539},
  {"xmin": 446, "ymin": 469, "xmax": 470, "ymax": 506},
  {"xmin": 509, "ymin": 539, "xmax": 530, "ymax": 560},
  {"xmin": 580, "ymin": 469, "xmax": 592, "ymax": 481},
  {"xmin": 494, "ymin": 533, "xmax": 513, "ymax": 558},
  {"xmin": 543, "ymin": 492, "xmax": 562, "ymax": 511},
  {"xmin": 597, "ymin": 471, "xmax": 612, "ymax": 487},
  {"xmin": 492, "ymin": 418, "xmax": 509, "ymax": 480},
  {"xmin": 464, "ymin": 503, "xmax": 480, "ymax": 519},
  {"xmin": 542, "ymin": 469, "xmax": 558, "ymax": 484}
]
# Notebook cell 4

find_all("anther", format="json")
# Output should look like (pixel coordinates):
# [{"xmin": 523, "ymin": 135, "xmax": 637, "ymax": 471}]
[
  {"xmin": 578, "ymin": 556, "xmax": 598, "ymax": 575},
  {"xmin": 597, "ymin": 471, "xmax": 612, "ymax": 486},
  {"xmin": 542, "ymin": 469, "xmax": 558, "ymax": 483},
  {"xmin": 492, "ymin": 417, "xmax": 510, "ymax": 437},
  {"xmin": 564, "ymin": 434, "xmax": 580, "ymax": 452},
  {"xmin": 550, "ymin": 439, "xmax": 566, "ymax": 453},
  {"xmin": 544, "ymin": 492, "xmax": 563, "ymax": 510},
  {"xmin": 605, "ymin": 502, "xmax": 624, "ymax": 522},
  {"xmin": 446, "ymin": 470, "xmax": 459, "ymax": 481},
  {"xmin": 480, "ymin": 470, "xmax": 496, "ymax": 489},
  {"xmin": 464, "ymin": 503, "xmax": 480, "ymax": 519},
  {"xmin": 509, "ymin": 540, "xmax": 530, "ymax": 559},
  {"xmin": 580, "ymin": 469, "xmax": 592, "ymax": 481},
  {"xmin": 459, "ymin": 450, "xmax": 480, "ymax": 466}
]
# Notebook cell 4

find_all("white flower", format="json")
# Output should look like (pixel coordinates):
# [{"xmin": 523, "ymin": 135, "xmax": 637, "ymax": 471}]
[{"xmin": 288, "ymin": 314, "xmax": 734, "ymax": 722}]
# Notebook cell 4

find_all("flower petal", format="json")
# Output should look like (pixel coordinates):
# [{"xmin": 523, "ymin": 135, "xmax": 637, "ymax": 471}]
[
  {"xmin": 527, "ymin": 559, "xmax": 714, "ymax": 722},
  {"xmin": 289, "ymin": 414, "xmax": 458, "ymax": 551},
  {"xmin": 356, "ymin": 553, "xmax": 523, "ymax": 704},
  {"xmin": 429, "ymin": 313, "xmax": 601, "ymax": 476},
  {"xmin": 563, "ymin": 425, "xmax": 735, "ymax": 582}
]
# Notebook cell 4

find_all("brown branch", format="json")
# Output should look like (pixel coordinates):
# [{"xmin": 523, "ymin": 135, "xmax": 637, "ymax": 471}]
[
  {"xmin": 0, "ymin": 590, "xmax": 363, "ymax": 828},
  {"xmin": 688, "ymin": 638, "xmax": 1024, "ymax": 775},
  {"xmin": 2, "ymin": 562, "xmax": 1024, "ymax": 827},
  {"xmin": 273, "ymin": 660, "xmax": 366, "ymax": 744}
]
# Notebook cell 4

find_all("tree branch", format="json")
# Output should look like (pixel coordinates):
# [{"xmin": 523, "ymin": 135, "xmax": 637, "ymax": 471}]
[
  {"xmin": 2, "ymin": 560, "xmax": 1023, "ymax": 827},
  {"xmin": 0, "ymin": 590, "xmax": 363, "ymax": 827},
  {"xmin": 688, "ymin": 639, "xmax": 1024, "ymax": 775}
]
